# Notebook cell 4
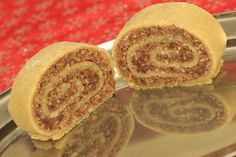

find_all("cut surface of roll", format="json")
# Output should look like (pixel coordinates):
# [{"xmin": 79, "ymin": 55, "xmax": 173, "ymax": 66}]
[
  {"xmin": 130, "ymin": 85, "xmax": 236, "ymax": 134},
  {"xmin": 8, "ymin": 42, "xmax": 115, "ymax": 140},
  {"xmin": 32, "ymin": 97, "xmax": 134, "ymax": 157},
  {"xmin": 112, "ymin": 2, "xmax": 226, "ymax": 89}
]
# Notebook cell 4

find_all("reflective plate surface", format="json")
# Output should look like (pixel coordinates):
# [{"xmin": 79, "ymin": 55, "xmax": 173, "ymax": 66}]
[{"xmin": 1, "ymin": 11, "xmax": 236, "ymax": 157}]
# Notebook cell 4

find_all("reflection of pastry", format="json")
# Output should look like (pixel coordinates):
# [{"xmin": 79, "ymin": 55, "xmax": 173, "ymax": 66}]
[
  {"xmin": 112, "ymin": 2, "xmax": 226, "ymax": 89},
  {"xmin": 130, "ymin": 84, "xmax": 236, "ymax": 134},
  {"xmin": 8, "ymin": 42, "xmax": 115, "ymax": 140},
  {"xmin": 32, "ymin": 96, "xmax": 134, "ymax": 157}
]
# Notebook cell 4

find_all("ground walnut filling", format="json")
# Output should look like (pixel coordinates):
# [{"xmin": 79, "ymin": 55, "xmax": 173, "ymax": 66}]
[
  {"xmin": 46, "ymin": 69, "xmax": 100, "ymax": 112},
  {"xmin": 116, "ymin": 25, "xmax": 211, "ymax": 86},
  {"xmin": 33, "ymin": 49, "xmax": 114, "ymax": 131}
]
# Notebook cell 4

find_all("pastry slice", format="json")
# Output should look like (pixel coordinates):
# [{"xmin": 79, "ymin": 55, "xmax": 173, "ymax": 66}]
[
  {"xmin": 8, "ymin": 42, "xmax": 115, "ymax": 140},
  {"xmin": 112, "ymin": 2, "xmax": 226, "ymax": 89}
]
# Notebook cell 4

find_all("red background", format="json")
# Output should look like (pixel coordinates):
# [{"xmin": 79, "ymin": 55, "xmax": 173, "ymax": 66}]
[{"xmin": 0, "ymin": 0, "xmax": 236, "ymax": 93}]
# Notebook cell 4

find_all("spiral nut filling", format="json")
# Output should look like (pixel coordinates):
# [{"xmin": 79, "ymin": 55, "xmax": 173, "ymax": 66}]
[
  {"xmin": 116, "ymin": 25, "xmax": 211, "ymax": 86},
  {"xmin": 33, "ymin": 49, "xmax": 115, "ymax": 130}
]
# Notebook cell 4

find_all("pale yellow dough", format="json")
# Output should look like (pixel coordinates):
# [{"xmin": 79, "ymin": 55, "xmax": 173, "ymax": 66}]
[
  {"xmin": 8, "ymin": 42, "xmax": 115, "ymax": 140},
  {"xmin": 112, "ymin": 2, "xmax": 227, "ymax": 89}
]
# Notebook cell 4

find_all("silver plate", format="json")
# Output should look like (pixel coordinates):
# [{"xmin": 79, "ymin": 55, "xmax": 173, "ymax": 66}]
[{"xmin": 1, "ymin": 11, "xmax": 236, "ymax": 157}]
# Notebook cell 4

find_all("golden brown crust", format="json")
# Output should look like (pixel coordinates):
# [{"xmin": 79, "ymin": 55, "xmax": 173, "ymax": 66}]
[
  {"xmin": 112, "ymin": 2, "xmax": 226, "ymax": 89},
  {"xmin": 8, "ymin": 42, "xmax": 115, "ymax": 140}
]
